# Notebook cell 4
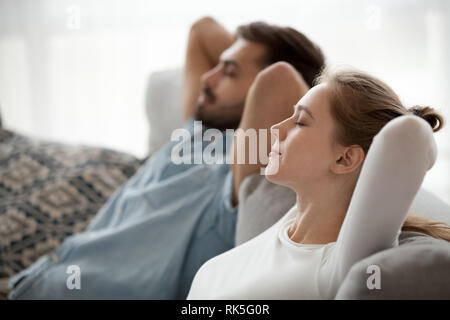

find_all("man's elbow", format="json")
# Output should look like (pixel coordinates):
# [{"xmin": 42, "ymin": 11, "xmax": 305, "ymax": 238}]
[{"xmin": 189, "ymin": 16, "xmax": 219, "ymax": 36}]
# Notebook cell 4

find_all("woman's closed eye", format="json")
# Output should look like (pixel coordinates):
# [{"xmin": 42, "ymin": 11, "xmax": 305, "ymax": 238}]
[{"xmin": 295, "ymin": 116, "xmax": 308, "ymax": 127}]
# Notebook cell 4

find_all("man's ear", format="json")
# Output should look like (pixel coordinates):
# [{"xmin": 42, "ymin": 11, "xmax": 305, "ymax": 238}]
[{"xmin": 331, "ymin": 145, "xmax": 365, "ymax": 175}]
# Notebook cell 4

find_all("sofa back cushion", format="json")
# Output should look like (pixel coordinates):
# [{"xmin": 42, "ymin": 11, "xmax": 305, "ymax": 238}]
[{"xmin": 145, "ymin": 68, "xmax": 183, "ymax": 156}]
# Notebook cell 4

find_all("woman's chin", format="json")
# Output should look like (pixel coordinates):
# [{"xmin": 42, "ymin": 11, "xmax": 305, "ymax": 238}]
[{"xmin": 264, "ymin": 163, "xmax": 281, "ymax": 181}]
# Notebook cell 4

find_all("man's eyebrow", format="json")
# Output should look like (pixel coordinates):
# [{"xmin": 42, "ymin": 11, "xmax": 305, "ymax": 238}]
[{"xmin": 294, "ymin": 104, "xmax": 314, "ymax": 119}]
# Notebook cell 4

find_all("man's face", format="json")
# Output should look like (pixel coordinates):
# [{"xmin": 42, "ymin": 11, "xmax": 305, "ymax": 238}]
[{"xmin": 194, "ymin": 38, "xmax": 267, "ymax": 131}]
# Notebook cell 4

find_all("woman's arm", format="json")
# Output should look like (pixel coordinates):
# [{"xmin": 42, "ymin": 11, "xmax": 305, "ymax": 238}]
[{"xmin": 329, "ymin": 115, "xmax": 438, "ymax": 294}]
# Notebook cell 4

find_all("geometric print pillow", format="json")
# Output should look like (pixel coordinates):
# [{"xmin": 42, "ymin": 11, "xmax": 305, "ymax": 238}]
[{"xmin": 0, "ymin": 128, "xmax": 142, "ymax": 278}]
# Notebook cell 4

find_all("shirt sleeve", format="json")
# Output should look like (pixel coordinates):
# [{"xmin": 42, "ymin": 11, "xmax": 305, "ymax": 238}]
[
  {"xmin": 213, "ymin": 167, "xmax": 239, "ymax": 246},
  {"xmin": 326, "ymin": 115, "xmax": 438, "ymax": 297}
]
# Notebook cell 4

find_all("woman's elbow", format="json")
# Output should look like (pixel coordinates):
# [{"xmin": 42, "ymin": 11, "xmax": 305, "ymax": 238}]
[{"xmin": 373, "ymin": 115, "xmax": 438, "ymax": 170}]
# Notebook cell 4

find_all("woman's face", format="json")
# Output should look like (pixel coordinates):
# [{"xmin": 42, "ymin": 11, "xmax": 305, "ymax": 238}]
[{"xmin": 265, "ymin": 83, "xmax": 339, "ymax": 189}]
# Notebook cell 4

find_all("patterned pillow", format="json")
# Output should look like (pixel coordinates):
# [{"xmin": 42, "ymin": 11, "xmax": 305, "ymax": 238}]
[{"xmin": 0, "ymin": 129, "xmax": 142, "ymax": 278}]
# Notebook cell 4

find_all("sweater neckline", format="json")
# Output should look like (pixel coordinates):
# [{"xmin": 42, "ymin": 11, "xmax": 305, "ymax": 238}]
[{"xmin": 278, "ymin": 207, "xmax": 335, "ymax": 249}]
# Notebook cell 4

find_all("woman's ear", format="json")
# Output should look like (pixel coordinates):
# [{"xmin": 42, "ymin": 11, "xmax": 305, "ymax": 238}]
[{"xmin": 331, "ymin": 145, "xmax": 365, "ymax": 175}]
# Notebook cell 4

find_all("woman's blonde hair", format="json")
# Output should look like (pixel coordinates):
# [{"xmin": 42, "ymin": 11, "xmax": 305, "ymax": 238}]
[{"xmin": 316, "ymin": 68, "xmax": 450, "ymax": 242}]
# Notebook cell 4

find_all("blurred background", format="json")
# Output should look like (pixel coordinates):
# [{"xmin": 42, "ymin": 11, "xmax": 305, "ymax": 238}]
[{"xmin": 0, "ymin": 0, "xmax": 449, "ymax": 203}]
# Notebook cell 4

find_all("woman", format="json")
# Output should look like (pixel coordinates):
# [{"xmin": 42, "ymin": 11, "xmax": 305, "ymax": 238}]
[{"xmin": 187, "ymin": 68, "xmax": 449, "ymax": 299}]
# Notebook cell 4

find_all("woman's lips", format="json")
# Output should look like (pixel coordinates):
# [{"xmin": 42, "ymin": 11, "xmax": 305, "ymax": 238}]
[{"xmin": 269, "ymin": 144, "xmax": 281, "ymax": 157}]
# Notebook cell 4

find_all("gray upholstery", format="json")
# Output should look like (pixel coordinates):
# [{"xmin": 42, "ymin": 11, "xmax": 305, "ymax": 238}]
[
  {"xmin": 408, "ymin": 187, "xmax": 450, "ymax": 226},
  {"xmin": 236, "ymin": 174, "xmax": 296, "ymax": 245},
  {"xmin": 335, "ymin": 232, "xmax": 450, "ymax": 299}
]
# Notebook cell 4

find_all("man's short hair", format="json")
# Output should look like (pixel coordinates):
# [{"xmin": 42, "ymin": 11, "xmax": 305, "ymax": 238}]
[{"xmin": 236, "ymin": 22, "xmax": 325, "ymax": 87}]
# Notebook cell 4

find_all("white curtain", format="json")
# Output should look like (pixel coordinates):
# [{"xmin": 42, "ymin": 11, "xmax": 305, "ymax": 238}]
[{"xmin": 0, "ymin": 0, "xmax": 449, "ymax": 203}]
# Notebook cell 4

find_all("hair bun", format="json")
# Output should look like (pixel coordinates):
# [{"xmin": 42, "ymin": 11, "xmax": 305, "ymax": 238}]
[{"xmin": 409, "ymin": 105, "xmax": 444, "ymax": 132}]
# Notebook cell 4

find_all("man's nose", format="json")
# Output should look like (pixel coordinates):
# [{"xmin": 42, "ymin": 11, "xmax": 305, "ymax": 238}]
[{"xmin": 201, "ymin": 65, "xmax": 221, "ymax": 89}]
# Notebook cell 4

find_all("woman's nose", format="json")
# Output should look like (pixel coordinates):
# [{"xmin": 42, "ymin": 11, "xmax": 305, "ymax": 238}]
[{"xmin": 271, "ymin": 119, "xmax": 287, "ymax": 142}]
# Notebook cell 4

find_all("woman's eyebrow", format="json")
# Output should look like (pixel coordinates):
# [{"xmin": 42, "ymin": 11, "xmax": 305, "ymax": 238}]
[{"xmin": 294, "ymin": 104, "xmax": 315, "ymax": 119}]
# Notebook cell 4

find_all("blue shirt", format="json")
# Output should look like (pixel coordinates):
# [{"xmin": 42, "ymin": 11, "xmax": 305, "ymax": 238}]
[{"xmin": 8, "ymin": 119, "xmax": 237, "ymax": 299}]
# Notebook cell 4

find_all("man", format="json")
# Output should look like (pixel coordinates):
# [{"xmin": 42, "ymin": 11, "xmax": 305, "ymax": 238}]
[{"xmin": 8, "ymin": 17, "xmax": 324, "ymax": 299}]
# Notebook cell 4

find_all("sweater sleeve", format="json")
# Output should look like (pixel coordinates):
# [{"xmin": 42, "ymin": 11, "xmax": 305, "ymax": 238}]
[{"xmin": 326, "ymin": 115, "xmax": 438, "ymax": 297}]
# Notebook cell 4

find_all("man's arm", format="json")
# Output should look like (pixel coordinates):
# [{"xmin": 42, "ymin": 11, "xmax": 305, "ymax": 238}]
[{"xmin": 183, "ymin": 17, "xmax": 233, "ymax": 122}]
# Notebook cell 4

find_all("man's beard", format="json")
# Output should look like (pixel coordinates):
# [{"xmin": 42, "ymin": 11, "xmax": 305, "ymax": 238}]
[{"xmin": 194, "ymin": 102, "xmax": 243, "ymax": 132}]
